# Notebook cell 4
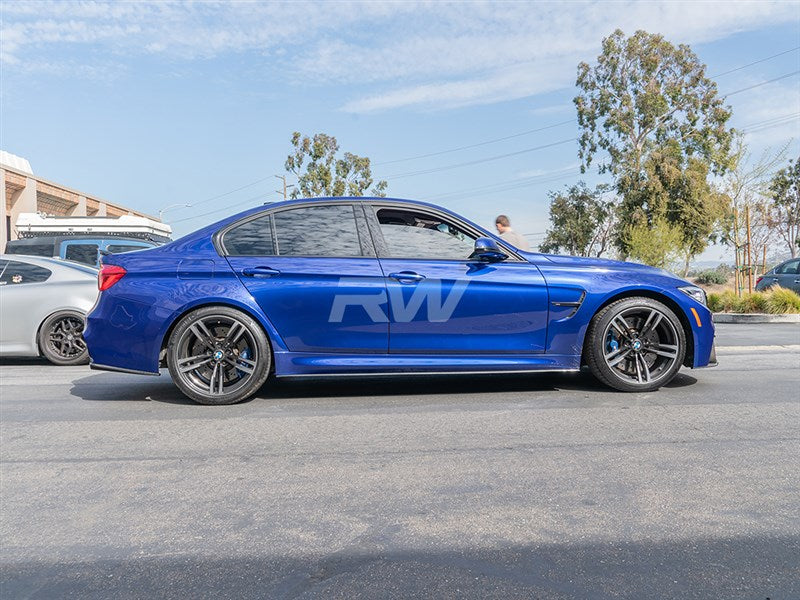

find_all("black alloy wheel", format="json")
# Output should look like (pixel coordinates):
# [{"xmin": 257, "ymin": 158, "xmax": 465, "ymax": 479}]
[
  {"xmin": 167, "ymin": 306, "xmax": 271, "ymax": 405},
  {"xmin": 38, "ymin": 311, "xmax": 89, "ymax": 366},
  {"xmin": 585, "ymin": 297, "xmax": 686, "ymax": 392}
]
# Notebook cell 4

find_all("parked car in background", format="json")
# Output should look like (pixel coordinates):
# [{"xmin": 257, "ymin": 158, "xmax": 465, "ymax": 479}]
[
  {"xmin": 5, "ymin": 235, "xmax": 158, "ymax": 267},
  {"xmin": 85, "ymin": 197, "xmax": 716, "ymax": 405},
  {"xmin": 756, "ymin": 258, "xmax": 800, "ymax": 293},
  {"xmin": 0, "ymin": 255, "xmax": 98, "ymax": 365},
  {"xmin": 4, "ymin": 212, "xmax": 172, "ymax": 267}
]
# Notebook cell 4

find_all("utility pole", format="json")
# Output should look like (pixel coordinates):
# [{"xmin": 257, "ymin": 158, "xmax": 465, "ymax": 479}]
[
  {"xmin": 275, "ymin": 175, "xmax": 294, "ymax": 200},
  {"xmin": 733, "ymin": 206, "xmax": 741, "ymax": 296},
  {"xmin": 745, "ymin": 205, "xmax": 753, "ymax": 294}
]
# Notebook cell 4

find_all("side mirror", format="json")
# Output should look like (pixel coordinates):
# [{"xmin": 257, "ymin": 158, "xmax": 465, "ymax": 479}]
[{"xmin": 469, "ymin": 237, "xmax": 508, "ymax": 262}]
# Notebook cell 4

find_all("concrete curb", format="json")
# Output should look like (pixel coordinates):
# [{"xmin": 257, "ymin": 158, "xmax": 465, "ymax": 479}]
[{"xmin": 713, "ymin": 313, "xmax": 800, "ymax": 324}]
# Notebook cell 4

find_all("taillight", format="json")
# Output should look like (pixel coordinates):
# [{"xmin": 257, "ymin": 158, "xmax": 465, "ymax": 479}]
[
  {"xmin": 99, "ymin": 264, "xmax": 127, "ymax": 291},
  {"xmin": 756, "ymin": 276, "xmax": 763, "ymax": 285}
]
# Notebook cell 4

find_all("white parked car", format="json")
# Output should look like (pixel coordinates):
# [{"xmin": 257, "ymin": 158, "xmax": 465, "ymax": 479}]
[{"xmin": 0, "ymin": 255, "xmax": 98, "ymax": 365}]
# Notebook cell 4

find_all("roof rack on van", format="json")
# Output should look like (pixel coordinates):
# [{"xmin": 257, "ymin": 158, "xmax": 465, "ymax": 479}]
[{"xmin": 15, "ymin": 213, "xmax": 172, "ymax": 243}]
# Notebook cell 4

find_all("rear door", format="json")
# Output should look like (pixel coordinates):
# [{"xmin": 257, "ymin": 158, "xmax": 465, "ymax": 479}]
[
  {"xmin": 223, "ymin": 202, "xmax": 389, "ymax": 353},
  {"xmin": 368, "ymin": 204, "xmax": 549, "ymax": 354}
]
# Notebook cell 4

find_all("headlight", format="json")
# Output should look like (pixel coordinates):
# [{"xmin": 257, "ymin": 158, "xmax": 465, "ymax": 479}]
[{"xmin": 679, "ymin": 286, "xmax": 707, "ymax": 306}]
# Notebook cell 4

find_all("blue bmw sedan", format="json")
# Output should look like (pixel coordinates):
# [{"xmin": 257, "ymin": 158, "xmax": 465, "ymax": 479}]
[{"xmin": 84, "ymin": 197, "xmax": 716, "ymax": 404}]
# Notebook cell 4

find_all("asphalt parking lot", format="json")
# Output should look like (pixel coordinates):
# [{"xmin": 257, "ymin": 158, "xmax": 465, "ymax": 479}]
[{"xmin": 1, "ymin": 323, "xmax": 799, "ymax": 599}]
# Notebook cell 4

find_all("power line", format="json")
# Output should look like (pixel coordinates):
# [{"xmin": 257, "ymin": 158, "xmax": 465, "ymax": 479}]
[
  {"xmin": 374, "ymin": 46, "xmax": 800, "ymax": 168},
  {"xmin": 711, "ymin": 46, "xmax": 800, "ymax": 78},
  {"xmin": 374, "ymin": 120, "xmax": 574, "ymax": 166},
  {"xmin": 723, "ymin": 70, "xmax": 800, "ymax": 97},
  {"xmin": 385, "ymin": 138, "xmax": 576, "ymax": 180},
  {"xmin": 170, "ymin": 192, "xmax": 269, "ymax": 225},
  {"xmin": 168, "ymin": 55, "xmax": 800, "ymax": 222},
  {"xmin": 420, "ymin": 113, "xmax": 800, "ymax": 205}
]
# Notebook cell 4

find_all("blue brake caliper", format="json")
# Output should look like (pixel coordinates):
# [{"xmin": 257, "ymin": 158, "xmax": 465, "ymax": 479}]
[
  {"xmin": 237, "ymin": 348, "xmax": 251, "ymax": 378},
  {"xmin": 606, "ymin": 331, "xmax": 619, "ymax": 355}
]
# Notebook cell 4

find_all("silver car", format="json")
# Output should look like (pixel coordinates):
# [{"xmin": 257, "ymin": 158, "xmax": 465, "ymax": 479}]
[{"xmin": 0, "ymin": 255, "xmax": 98, "ymax": 365}]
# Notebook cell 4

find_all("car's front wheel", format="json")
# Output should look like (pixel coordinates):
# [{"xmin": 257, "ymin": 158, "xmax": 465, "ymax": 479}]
[
  {"xmin": 166, "ymin": 306, "xmax": 271, "ymax": 405},
  {"xmin": 585, "ymin": 297, "xmax": 686, "ymax": 392},
  {"xmin": 38, "ymin": 310, "xmax": 89, "ymax": 366}
]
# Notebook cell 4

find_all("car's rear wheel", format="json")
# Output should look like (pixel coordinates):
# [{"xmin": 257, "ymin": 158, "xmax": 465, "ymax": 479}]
[
  {"xmin": 38, "ymin": 310, "xmax": 89, "ymax": 366},
  {"xmin": 585, "ymin": 297, "xmax": 686, "ymax": 392},
  {"xmin": 166, "ymin": 306, "xmax": 271, "ymax": 405}
]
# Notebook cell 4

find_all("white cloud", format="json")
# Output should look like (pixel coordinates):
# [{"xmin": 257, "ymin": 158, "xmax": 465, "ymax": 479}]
[{"xmin": 2, "ymin": 0, "xmax": 797, "ymax": 111}]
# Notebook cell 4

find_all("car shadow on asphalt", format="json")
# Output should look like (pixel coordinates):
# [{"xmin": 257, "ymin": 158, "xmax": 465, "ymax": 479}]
[
  {"xmin": 68, "ymin": 369, "xmax": 698, "ymax": 405},
  {"xmin": 1, "ymin": 534, "xmax": 796, "ymax": 599}
]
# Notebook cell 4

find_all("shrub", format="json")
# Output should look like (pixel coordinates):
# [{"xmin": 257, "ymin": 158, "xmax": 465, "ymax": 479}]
[
  {"xmin": 765, "ymin": 287, "xmax": 800, "ymax": 314},
  {"xmin": 695, "ymin": 270, "xmax": 727, "ymax": 285},
  {"xmin": 708, "ymin": 287, "xmax": 800, "ymax": 314}
]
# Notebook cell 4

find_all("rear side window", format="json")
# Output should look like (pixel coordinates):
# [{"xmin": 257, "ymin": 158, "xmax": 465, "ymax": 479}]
[
  {"xmin": 224, "ymin": 215, "xmax": 275, "ymax": 256},
  {"xmin": 64, "ymin": 243, "xmax": 99, "ymax": 266},
  {"xmin": 274, "ymin": 205, "xmax": 362, "ymax": 257},
  {"xmin": 0, "ymin": 260, "xmax": 52, "ymax": 285},
  {"xmin": 223, "ymin": 205, "xmax": 364, "ymax": 257}
]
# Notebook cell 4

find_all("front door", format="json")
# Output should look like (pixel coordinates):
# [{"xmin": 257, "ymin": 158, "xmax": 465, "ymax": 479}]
[
  {"xmin": 223, "ymin": 203, "xmax": 388, "ymax": 353},
  {"xmin": 369, "ymin": 205, "xmax": 549, "ymax": 354}
]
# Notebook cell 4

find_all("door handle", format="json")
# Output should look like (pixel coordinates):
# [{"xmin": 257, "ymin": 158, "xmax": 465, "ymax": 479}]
[
  {"xmin": 242, "ymin": 266, "xmax": 281, "ymax": 278},
  {"xmin": 389, "ymin": 271, "xmax": 426, "ymax": 283}
]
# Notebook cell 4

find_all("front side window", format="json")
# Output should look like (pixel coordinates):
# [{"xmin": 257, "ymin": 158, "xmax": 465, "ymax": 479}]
[
  {"xmin": 64, "ymin": 243, "xmax": 99, "ymax": 266},
  {"xmin": 376, "ymin": 208, "xmax": 476, "ymax": 260},
  {"xmin": 777, "ymin": 259, "xmax": 800, "ymax": 275},
  {"xmin": 273, "ymin": 205, "xmax": 363, "ymax": 257},
  {"xmin": 0, "ymin": 260, "xmax": 52, "ymax": 285}
]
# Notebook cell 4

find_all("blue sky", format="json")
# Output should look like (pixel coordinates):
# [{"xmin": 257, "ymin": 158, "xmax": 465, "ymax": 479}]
[{"xmin": 2, "ymin": 1, "xmax": 799, "ymax": 260}]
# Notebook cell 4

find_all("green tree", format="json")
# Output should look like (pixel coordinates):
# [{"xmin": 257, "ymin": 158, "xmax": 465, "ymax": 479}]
[
  {"xmin": 284, "ymin": 132, "xmax": 387, "ymax": 199},
  {"xmin": 574, "ymin": 29, "xmax": 734, "ymax": 259},
  {"xmin": 625, "ymin": 217, "xmax": 685, "ymax": 270},
  {"xmin": 539, "ymin": 182, "xmax": 616, "ymax": 257},
  {"xmin": 768, "ymin": 156, "xmax": 800, "ymax": 258}
]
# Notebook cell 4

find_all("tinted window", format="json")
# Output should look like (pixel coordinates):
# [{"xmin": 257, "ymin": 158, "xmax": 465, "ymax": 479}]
[
  {"xmin": 777, "ymin": 259, "xmax": 800, "ymax": 275},
  {"xmin": 274, "ymin": 205, "xmax": 362, "ymax": 257},
  {"xmin": 106, "ymin": 244, "xmax": 146, "ymax": 254},
  {"xmin": 64, "ymin": 243, "xmax": 99, "ymax": 265},
  {"xmin": 376, "ymin": 208, "xmax": 475, "ymax": 260},
  {"xmin": 0, "ymin": 260, "xmax": 52, "ymax": 285},
  {"xmin": 5, "ymin": 242, "xmax": 54, "ymax": 257},
  {"xmin": 224, "ymin": 215, "xmax": 275, "ymax": 256}
]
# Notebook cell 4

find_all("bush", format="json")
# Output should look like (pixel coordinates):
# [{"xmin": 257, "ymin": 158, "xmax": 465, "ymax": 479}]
[
  {"xmin": 708, "ymin": 287, "xmax": 800, "ymax": 314},
  {"xmin": 695, "ymin": 270, "xmax": 727, "ymax": 285},
  {"xmin": 766, "ymin": 287, "xmax": 800, "ymax": 314}
]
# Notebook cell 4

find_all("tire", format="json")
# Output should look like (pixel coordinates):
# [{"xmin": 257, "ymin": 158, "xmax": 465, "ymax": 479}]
[
  {"xmin": 166, "ymin": 306, "xmax": 271, "ymax": 405},
  {"xmin": 38, "ymin": 310, "xmax": 89, "ymax": 366},
  {"xmin": 585, "ymin": 297, "xmax": 686, "ymax": 392}
]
